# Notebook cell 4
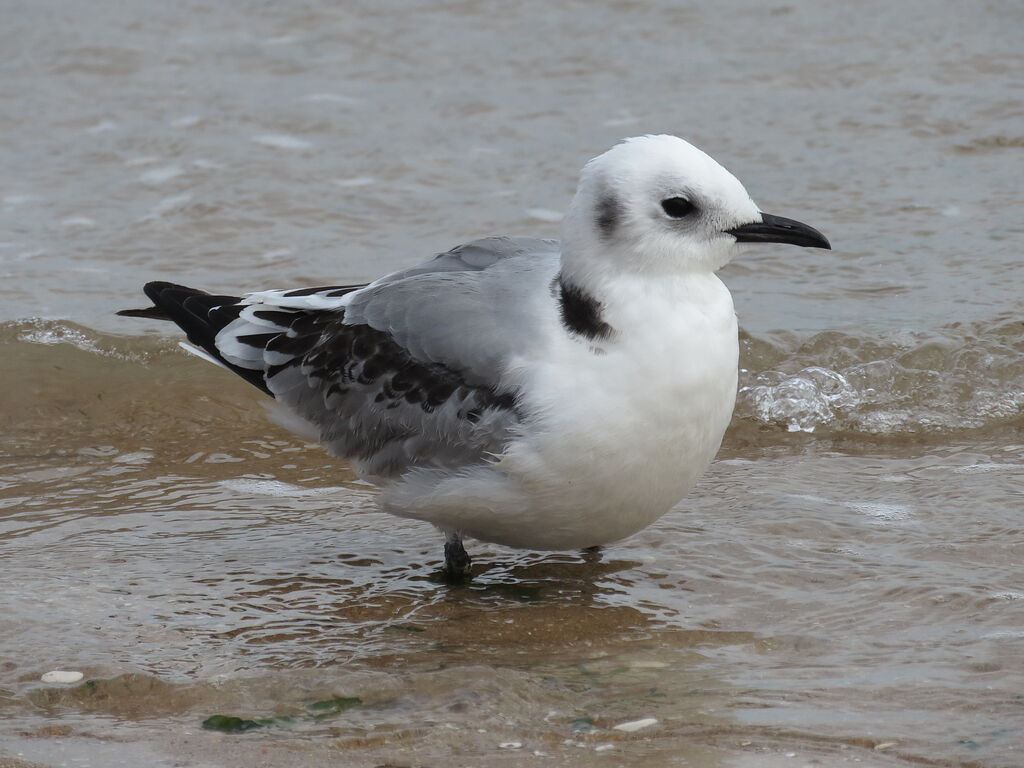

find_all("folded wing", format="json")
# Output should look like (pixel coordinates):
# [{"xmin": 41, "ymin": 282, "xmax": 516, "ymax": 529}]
[{"xmin": 123, "ymin": 237, "xmax": 560, "ymax": 478}]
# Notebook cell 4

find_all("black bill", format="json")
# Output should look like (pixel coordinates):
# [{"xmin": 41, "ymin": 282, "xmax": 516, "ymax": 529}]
[{"xmin": 727, "ymin": 213, "xmax": 831, "ymax": 249}]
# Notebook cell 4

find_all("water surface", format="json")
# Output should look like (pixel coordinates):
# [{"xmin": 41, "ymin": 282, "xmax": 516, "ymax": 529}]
[{"xmin": 2, "ymin": 1, "xmax": 1022, "ymax": 766}]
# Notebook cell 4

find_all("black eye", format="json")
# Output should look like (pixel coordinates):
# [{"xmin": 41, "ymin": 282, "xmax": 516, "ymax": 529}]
[{"xmin": 661, "ymin": 197, "xmax": 696, "ymax": 218}]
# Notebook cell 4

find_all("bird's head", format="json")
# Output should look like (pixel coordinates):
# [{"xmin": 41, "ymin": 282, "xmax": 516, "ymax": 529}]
[{"xmin": 562, "ymin": 134, "xmax": 830, "ymax": 279}]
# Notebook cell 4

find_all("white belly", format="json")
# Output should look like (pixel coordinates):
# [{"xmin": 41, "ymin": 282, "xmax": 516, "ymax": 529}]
[{"xmin": 382, "ymin": 273, "xmax": 739, "ymax": 550}]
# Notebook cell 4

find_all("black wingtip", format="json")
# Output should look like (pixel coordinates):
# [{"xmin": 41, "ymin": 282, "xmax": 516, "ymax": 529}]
[
  {"xmin": 122, "ymin": 280, "xmax": 273, "ymax": 396},
  {"xmin": 118, "ymin": 281, "xmax": 211, "ymax": 321},
  {"xmin": 142, "ymin": 280, "xmax": 210, "ymax": 303}
]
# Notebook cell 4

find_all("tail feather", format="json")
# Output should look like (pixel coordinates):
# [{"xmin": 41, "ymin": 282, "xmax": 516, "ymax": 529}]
[
  {"xmin": 120, "ymin": 280, "xmax": 368, "ymax": 398},
  {"xmin": 125, "ymin": 281, "xmax": 271, "ymax": 395}
]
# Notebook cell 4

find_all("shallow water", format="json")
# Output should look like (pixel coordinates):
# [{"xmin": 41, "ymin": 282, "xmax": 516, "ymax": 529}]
[{"xmin": 2, "ymin": 1, "xmax": 1023, "ymax": 766}]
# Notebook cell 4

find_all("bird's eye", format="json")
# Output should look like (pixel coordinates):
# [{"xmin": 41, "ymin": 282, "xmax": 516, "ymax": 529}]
[{"xmin": 661, "ymin": 197, "xmax": 695, "ymax": 218}]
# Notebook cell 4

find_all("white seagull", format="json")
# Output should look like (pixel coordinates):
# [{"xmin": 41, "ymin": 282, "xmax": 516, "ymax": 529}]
[{"xmin": 120, "ymin": 135, "xmax": 830, "ymax": 578}]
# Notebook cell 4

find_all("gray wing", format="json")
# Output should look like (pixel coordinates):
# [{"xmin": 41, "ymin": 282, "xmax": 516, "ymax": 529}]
[
  {"xmin": 371, "ymin": 236, "xmax": 557, "ymax": 283},
  {"xmin": 214, "ymin": 237, "xmax": 561, "ymax": 478},
  {"xmin": 344, "ymin": 237, "xmax": 560, "ymax": 385}
]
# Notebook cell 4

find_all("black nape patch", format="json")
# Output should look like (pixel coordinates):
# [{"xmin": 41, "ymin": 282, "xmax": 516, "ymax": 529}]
[
  {"xmin": 595, "ymin": 192, "xmax": 622, "ymax": 239},
  {"xmin": 558, "ymin": 276, "xmax": 613, "ymax": 341}
]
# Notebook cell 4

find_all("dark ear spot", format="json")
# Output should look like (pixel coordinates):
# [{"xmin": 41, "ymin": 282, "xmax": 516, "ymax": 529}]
[{"xmin": 595, "ymin": 193, "xmax": 622, "ymax": 239}]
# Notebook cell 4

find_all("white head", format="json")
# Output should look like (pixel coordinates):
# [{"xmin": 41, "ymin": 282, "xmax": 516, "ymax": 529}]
[{"xmin": 560, "ymin": 135, "xmax": 829, "ymax": 284}]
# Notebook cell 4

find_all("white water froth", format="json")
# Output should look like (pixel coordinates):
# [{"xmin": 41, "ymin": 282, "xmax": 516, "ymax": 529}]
[
  {"xmin": 252, "ymin": 134, "xmax": 314, "ymax": 150},
  {"xmin": 302, "ymin": 93, "xmax": 358, "ymax": 105},
  {"xmin": 60, "ymin": 216, "xmax": 97, "ymax": 228},
  {"xmin": 219, "ymin": 478, "xmax": 346, "ymax": 498},
  {"xmin": 138, "ymin": 166, "xmax": 184, "ymax": 184},
  {"xmin": 739, "ymin": 365, "xmax": 858, "ymax": 433},
  {"xmin": 845, "ymin": 500, "xmax": 913, "ymax": 522},
  {"xmin": 16, "ymin": 319, "xmax": 143, "ymax": 361},
  {"xmin": 171, "ymin": 115, "xmax": 203, "ymax": 128},
  {"xmin": 333, "ymin": 176, "xmax": 376, "ymax": 188},
  {"xmin": 143, "ymin": 193, "xmax": 193, "ymax": 219},
  {"xmin": 735, "ymin": 323, "xmax": 1023, "ymax": 435}
]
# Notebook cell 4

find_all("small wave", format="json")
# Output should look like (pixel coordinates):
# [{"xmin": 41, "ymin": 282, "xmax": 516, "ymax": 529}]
[
  {"xmin": 5, "ymin": 316, "xmax": 1022, "ymax": 439},
  {"xmin": 735, "ymin": 317, "xmax": 1024, "ymax": 435},
  {"xmin": 13, "ymin": 318, "xmax": 149, "ymax": 361}
]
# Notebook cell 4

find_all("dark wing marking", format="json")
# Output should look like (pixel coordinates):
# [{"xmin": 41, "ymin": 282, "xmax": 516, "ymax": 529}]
[
  {"xmin": 119, "ymin": 238, "xmax": 562, "ymax": 475},
  {"xmin": 257, "ymin": 311, "xmax": 519, "ymax": 476},
  {"xmin": 279, "ymin": 284, "xmax": 366, "ymax": 298},
  {"xmin": 122, "ymin": 280, "xmax": 519, "ymax": 477}
]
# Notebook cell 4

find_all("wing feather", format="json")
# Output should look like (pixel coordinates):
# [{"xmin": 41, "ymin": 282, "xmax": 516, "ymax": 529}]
[{"xmin": 124, "ymin": 237, "xmax": 560, "ymax": 478}]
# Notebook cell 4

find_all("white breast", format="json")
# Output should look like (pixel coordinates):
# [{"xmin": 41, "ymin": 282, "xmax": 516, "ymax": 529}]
[
  {"xmin": 381, "ymin": 272, "xmax": 739, "ymax": 550},
  {"xmin": 469, "ymin": 273, "xmax": 738, "ymax": 547}
]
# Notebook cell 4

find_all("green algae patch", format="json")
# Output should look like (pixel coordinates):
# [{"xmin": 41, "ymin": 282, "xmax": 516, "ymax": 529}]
[
  {"xmin": 569, "ymin": 716, "xmax": 597, "ymax": 732},
  {"xmin": 384, "ymin": 623, "xmax": 426, "ymax": 633},
  {"xmin": 307, "ymin": 695, "xmax": 362, "ymax": 719},
  {"xmin": 201, "ymin": 696, "xmax": 362, "ymax": 733}
]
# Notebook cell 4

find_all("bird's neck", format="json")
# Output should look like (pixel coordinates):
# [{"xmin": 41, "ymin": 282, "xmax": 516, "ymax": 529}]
[{"xmin": 556, "ymin": 263, "xmax": 731, "ymax": 344}]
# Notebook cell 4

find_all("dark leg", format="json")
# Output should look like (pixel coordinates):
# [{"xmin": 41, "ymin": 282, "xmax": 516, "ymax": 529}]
[
  {"xmin": 581, "ymin": 544, "xmax": 603, "ymax": 563},
  {"xmin": 443, "ymin": 531, "xmax": 472, "ymax": 581}
]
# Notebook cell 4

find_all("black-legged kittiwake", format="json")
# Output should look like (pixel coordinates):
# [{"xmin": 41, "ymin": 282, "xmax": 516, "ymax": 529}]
[{"xmin": 119, "ymin": 135, "xmax": 831, "ymax": 578}]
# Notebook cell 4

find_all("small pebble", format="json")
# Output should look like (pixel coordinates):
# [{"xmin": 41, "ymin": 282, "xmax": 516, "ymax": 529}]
[
  {"xmin": 594, "ymin": 744, "xmax": 614, "ymax": 752},
  {"xmin": 41, "ymin": 670, "xmax": 83, "ymax": 683},
  {"xmin": 498, "ymin": 741, "xmax": 522, "ymax": 750},
  {"xmin": 874, "ymin": 742, "xmax": 898, "ymax": 751},
  {"xmin": 613, "ymin": 717, "xmax": 658, "ymax": 733}
]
